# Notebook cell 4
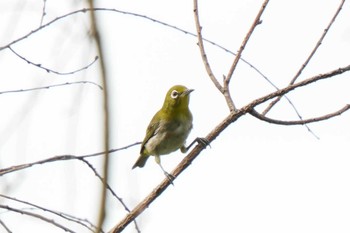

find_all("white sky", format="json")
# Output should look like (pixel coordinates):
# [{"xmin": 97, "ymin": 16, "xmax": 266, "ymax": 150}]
[{"xmin": 0, "ymin": 0, "xmax": 350, "ymax": 232}]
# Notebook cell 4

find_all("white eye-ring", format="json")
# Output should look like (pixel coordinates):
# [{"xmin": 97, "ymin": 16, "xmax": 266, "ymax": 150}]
[{"xmin": 170, "ymin": 90, "xmax": 179, "ymax": 99}]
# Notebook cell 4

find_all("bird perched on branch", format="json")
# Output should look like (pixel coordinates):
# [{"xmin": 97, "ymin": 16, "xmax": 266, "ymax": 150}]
[{"xmin": 132, "ymin": 85, "xmax": 208, "ymax": 182}]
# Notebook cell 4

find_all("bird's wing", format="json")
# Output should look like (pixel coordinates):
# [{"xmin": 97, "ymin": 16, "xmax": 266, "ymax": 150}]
[{"xmin": 140, "ymin": 117, "xmax": 160, "ymax": 153}]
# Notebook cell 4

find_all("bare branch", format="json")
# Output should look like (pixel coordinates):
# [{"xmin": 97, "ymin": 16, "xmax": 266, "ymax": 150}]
[
  {"xmin": 9, "ymin": 46, "xmax": 99, "ymax": 76},
  {"xmin": 0, "ymin": 204, "xmax": 75, "ymax": 232},
  {"xmin": 262, "ymin": 0, "xmax": 346, "ymax": 115},
  {"xmin": 0, "ymin": 194, "xmax": 97, "ymax": 232},
  {"xmin": 0, "ymin": 219, "xmax": 12, "ymax": 233},
  {"xmin": 0, "ymin": 81, "xmax": 102, "ymax": 95},
  {"xmin": 193, "ymin": 0, "xmax": 223, "ymax": 93},
  {"xmin": 0, "ymin": 142, "xmax": 140, "ymax": 176},
  {"xmin": 250, "ymin": 105, "xmax": 350, "ymax": 125},
  {"xmin": 87, "ymin": 2, "xmax": 110, "ymax": 232},
  {"xmin": 39, "ymin": 0, "xmax": 47, "ymax": 26},
  {"xmin": 225, "ymin": 0, "xmax": 269, "ymax": 84}
]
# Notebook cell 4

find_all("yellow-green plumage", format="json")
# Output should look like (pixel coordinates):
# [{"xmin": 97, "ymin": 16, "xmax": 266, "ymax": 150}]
[{"xmin": 132, "ymin": 85, "xmax": 193, "ymax": 169}]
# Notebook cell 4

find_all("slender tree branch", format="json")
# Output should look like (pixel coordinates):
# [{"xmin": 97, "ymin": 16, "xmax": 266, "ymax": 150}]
[
  {"xmin": 262, "ymin": 0, "xmax": 345, "ymax": 115},
  {"xmin": 225, "ymin": 0, "xmax": 269, "ymax": 84},
  {"xmin": 250, "ymin": 105, "xmax": 350, "ymax": 125},
  {"xmin": 0, "ymin": 142, "xmax": 140, "ymax": 176},
  {"xmin": 87, "ymin": 1, "xmax": 110, "ymax": 232},
  {"xmin": 193, "ymin": 0, "xmax": 223, "ymax": 93},
  {"xmin": 0, "ymin": 194, "xmax": 98, "ymax": 232},
  {"xmin": 0, "ymin": 81, "xmax": 103, "ymax": 95},
  {"xmin": 39, "ymin": 0, "xmax": 47, "ymax": 26},
  {"xmin": 0, "ymin": 204, "xmax": 75, "ymax": 232},
  {"xmin": 0, "ymin": 219, "xmax": 12, "ymax": 233},
  {"xmin": 109, "ymin": 64, "xmax": 350, "ymax": 232},
  {"xmin": 9, "ymin": 46, "xmax": 99, "ymax": 76}
]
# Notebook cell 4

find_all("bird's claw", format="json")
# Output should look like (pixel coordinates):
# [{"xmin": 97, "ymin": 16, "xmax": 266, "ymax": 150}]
[
  {"xmin": 196, "ymin": 137, "xmax": 211, "ymax": 148},
  {"xmin": 164, "ymin": 171, "xmax": 175, "ymax": 185}
]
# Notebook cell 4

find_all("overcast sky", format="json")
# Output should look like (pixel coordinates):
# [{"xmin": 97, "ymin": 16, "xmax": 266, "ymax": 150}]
[{"xmin": 1, "ymin": 0, "xmax": 350, "ymax": 232}]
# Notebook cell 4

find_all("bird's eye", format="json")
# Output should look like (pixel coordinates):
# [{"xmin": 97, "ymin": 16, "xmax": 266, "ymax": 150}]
[{"xmin": 170, "ymin": 90, "xmax": 179, "ymax": 99}]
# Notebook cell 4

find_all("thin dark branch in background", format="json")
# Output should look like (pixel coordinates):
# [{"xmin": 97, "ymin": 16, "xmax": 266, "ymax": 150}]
[
  {"xmin": 0, "ymin": 204, "xmax": 75, "ymax": 233},
  {"xmin": 225, "ymin": 0, "xmax": 269, "ymax": 84},
  {"xmin": 0, "ymin": 142, "xmax": 141, "ymax": 176},
  {"xmin": 9, "ymin": 46, "xmax": 99, "ymax": 76},
  {"xmin": 0, "ymin": 219, "xmax": 12, "ymax": 233},
  {"xmin": 0, "ymin": 81, "xmax": 103, "ymax": 95},
  {"xmin": 262, "ymin": 0, "xmax": 346, "ymax": 115},
  {"xmin": 193, "ymin": 0, "xmax": 223, "ymax": 93},
  {"xmin": 0, "ymin": 194, "xmax": 97, "ymax": 232},
  {"xmin": 250, "ymin": 105, "xmax": 350, "ymax": 125},
  {"xmin": 39, "ymin": 0, "xmax": 47, "ymax": 26},
  {"xmin": 79, "ymin": 158, "xmax": 141, "ymax": 232}
]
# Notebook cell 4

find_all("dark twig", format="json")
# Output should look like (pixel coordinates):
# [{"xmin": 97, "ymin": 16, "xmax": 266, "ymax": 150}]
[
  {"xmin": 0, "ymin": 142, "xmax": 140, "ymax": 176},
  {"xmin": 0, "ymin": 204, "xmax": 75, "ymax": 232},
  {"xmin": 8, "ymin": 46, "xmax": 99, "ymax": 76},
  {"xmin": 0, "ymin": 194, "xmax": 97, "ymax": 232},
  {"xmin": 262, "ymin": 0, "xmax": 346, "ymax": 115},
  {"xmin": 0, "ymin": 219, "xmax": 12, "ymax": 233},
  {"xmin": 39, "ymin": 0, "xmax": 47, "ymax": 26},
  {"xmin": 250, "ymin": 105, "xmax": 350, "ymax": 125},
  {"xmin": 0, "ymin": 81, "xmax": 103, "ymax": 95}
]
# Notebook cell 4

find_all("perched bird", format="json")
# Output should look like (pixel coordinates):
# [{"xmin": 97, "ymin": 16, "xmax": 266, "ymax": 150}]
[{"xmin": 132, "ymin": 85, "xmax": 206, "ymax": 181}]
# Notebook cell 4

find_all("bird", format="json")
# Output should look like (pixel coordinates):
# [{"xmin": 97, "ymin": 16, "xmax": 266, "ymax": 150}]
[{"xmin": 132, "ymin": 85, "xmax": 208, "ymax": 182}]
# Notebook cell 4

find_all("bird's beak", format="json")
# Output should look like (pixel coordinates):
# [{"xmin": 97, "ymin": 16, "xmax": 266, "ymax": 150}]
[{"xmin": 182, "ymin": 89, "xmax": 194, "ymax": 96}]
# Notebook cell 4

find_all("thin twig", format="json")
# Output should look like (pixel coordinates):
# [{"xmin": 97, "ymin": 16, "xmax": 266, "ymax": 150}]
[
  {"xmin": 9, "ymin": 46, "xmax": 99, "ymax": 76},
  {"xmin": 0, "ymin": 81, "xmax": 103, "ymax": 95},
  {"xmin": 225, "ymin": 0, "xmax": 269, "ymax": 84},
  {"xmin": 0, "ymin": 204, "xmax": 75, "ymax": 232},
  {"xmin": 250, "ymin": 105, "xmax": 350, "ymax": 125},
  {"xmin": 193, "ymin": 0, "xmax": 223, "ymax": 93},
  {"xmin": 262, "ymin": 0, "xmax": 345, "ymax": 115},
  {"xmin": 0, "ymin": 219, "xmax": 12, "ymax": 233},
  {"xmin": 109, "ymin": 64, "xmax": 350, "ymax": 232},
  {"xmin": 0, "ymin": 142, "xmax": 141, "ymax": 176},
  {"xmin": 0, "ymin": 194, "xmax": 97, "ymax": 232},
  {"xmin": 39, "ymin": 0, "xmax": 47, "ymax": 26}
]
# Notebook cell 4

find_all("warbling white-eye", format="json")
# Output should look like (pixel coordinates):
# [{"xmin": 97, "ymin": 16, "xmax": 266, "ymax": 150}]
[{"xmin": 132, "ymin": 85, "xmax": 207, "ymax": 182}]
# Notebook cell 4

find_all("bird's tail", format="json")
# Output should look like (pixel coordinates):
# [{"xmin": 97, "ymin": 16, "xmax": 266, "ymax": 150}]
[{"xmin": 132, "ymin": 155, "xmax": 149, "ymax": 169}]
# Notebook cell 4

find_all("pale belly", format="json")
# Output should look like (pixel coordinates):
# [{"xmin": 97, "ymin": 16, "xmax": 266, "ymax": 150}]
[{"xmin": 144, "ymin": 122, "xmax": 192, "ymax": 156}]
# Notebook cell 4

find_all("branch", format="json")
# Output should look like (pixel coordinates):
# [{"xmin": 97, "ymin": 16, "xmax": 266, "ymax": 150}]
[
  {"xmin": 0, "ymin": 194, "xmax": 98, "ymax": 232},
  {"xmin": 0, "ymin": 219, "xmax": 12, "ymax": 233},
  {"xmin": 225, "ymin": 0, "xmax": 269, "ymax": 84},
  {"xmin": 0, "ymin": 81, "xmax": 103, "ymax": 95},
  {"xmin": 250, "ymin": 105, "xmax": 350, "ymax": 125},
  {"xmin": 109, "ymin": 64, "xmax": 350, "ymax": 232},
  {"xmin": 0, "ymin": 204, "xmax": 75, "ymax": 232},
  {"xmin": 9, "ymin": 46, "xmax": 99, "ymax": 76},
  {"xmin": 262, "ymin": 0, "xmax": 346, "ymax": 115},
  {"xmin": 193, "ymin": 0, "xmax": 223, "ymax": 93},
  {"xmin": 87, "ymin": 1, "xmax": 110, "ymax": 232}
]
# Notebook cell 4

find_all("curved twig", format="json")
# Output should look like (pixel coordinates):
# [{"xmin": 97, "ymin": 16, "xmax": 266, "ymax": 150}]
[
  {"xmin": 262, "ymin": 0, "xmax": 346, "ymax": 115},
  {"xmin": 250, "ymin": 105, "xmax": 350, "ymax": 125}
]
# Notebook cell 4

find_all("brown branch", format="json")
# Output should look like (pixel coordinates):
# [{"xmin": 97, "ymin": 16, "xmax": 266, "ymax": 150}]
[
  {"xmin": 9, "ymin": 46, "xmax": 99, "ymax": 75},
  {"xmin": 250, "ymin": 105, "xmax": 350, "ymax": 125},
  {"xmin": 87, "ymin": 1, "xmax": 110, "ymax": 232},
  {"xmin": 225, "ymin": 0, "xmax": 269, "ymax": 85},
  {"xmin": 262, "ymin": 0, "xmax": 346, "ymax": 115},
  {"xmin": 193, "ymin": 0, "xmax": 223, "ymax": 93},
  {"xmin": 109, "ymin": 65, "xmax": 350, "ymax": 232}
]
